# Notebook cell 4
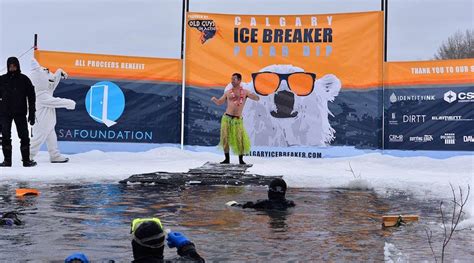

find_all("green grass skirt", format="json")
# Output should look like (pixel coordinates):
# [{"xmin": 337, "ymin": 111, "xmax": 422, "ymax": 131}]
[{"xmin": 219, "ymin": 115, "xmax": 251, "ymax": 155}]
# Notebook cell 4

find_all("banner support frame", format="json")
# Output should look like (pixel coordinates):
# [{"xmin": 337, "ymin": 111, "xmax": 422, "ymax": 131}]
[
  {"xmin": 382, "ymin": 0, "xmax": 388, "ymax": 152},
  {"xmin": 34, "ymin": 34, "xmax": 38, "ymax": 50},
  {"xmin": 180, "ymin": 0, "xmax": 189, "ymax": 150}
]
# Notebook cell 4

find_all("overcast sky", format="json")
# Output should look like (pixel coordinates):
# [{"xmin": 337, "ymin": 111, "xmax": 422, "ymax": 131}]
[{"xmin": 0, "ymin": 0, "xmax": 472, "ymax": 73}]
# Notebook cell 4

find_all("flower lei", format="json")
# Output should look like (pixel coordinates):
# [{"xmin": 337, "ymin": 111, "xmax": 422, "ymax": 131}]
[{"xmin": 230, "ymin": 86, "xmax": 245, "ymax": 106}]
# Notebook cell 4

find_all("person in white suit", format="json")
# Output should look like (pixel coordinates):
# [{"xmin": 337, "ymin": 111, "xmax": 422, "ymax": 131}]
[{"xmin": 29, "ymin": 59, "xmax": 75, "ymax": 163}]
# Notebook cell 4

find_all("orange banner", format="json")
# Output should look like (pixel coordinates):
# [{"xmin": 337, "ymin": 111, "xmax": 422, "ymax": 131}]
[
  {"xmin": 384, "ymin": 59, "xmax": 474, "ymax": 87},
  {"xmin": 185, "ymin": 11, "xmax": 383, "ymax": 89},
  {"xmin": 34, "ymin": 50, "xmax": 182, "ymax": 83}
]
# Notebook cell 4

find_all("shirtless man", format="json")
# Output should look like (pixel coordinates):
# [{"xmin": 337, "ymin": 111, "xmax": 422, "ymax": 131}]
[{"xmin": 211, "ymin": 73, "xmax": 259, "ymax": 164}]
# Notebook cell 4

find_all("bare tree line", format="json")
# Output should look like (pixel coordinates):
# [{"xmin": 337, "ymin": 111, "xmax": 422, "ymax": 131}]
[{"xmin": 434, "ymin": 29, "xmax": 474, "ymax": 59}]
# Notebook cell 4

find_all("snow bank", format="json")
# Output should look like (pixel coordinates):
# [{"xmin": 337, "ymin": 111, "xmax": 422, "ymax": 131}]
[
  {"xmin": 384, "ymin": 242, "xmax": 408, "ymax": 263},
  {"xmin": 247, "ymin": 153, "xmax": 472, "ymax": 199},
  {"xmin": 1, "ymin": 146, "xmax": 471, "ymax": 201}
]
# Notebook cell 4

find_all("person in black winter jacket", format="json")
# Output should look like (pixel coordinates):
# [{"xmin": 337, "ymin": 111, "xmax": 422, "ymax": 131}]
[
  {"xmin": 131, "ymin": 218, "xmax": 205, "ymax": 263},
  {"xmin": 227, "ymin": 178, "xmax": 295, "ymax": 210},
  {"xmin": 0, "ymin": 57, "xmax": 37, "ymax": 167}
]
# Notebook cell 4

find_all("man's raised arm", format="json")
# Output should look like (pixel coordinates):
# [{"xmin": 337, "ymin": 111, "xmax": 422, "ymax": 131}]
[
  {"xmin": 247, "ymin": 91, "xmax": 260, "ymax": 101},
  {"xmin": 211, "ymin": 92, "xmax": 227, "ymax": 105}
]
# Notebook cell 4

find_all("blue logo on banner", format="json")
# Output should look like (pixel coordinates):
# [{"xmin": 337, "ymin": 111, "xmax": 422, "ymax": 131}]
[{"xmin": 85, "ymin": 81, "xmax": 125, "ymax": 127}]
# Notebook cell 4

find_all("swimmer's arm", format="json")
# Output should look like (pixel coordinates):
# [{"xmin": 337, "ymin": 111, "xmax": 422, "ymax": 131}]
[
  {"xmin": 211, "ymin": 92, "xmax": 227, "ymax": 105},
  {"xmin": 242, "ymin": 200, "xmax": 267, "ymax": 209},
  {"xmin": 246, "ymin": 90, "xmax": 260, "ymax": 101},
  {"xmin": 241, "ymin": 201, "xmax": 255, "ymax": 209}
]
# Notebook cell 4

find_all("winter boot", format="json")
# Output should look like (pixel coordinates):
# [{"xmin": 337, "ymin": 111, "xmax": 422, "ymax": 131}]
[
  {"xmin": 220, "ymin": 152, "xmax": 230, "ymax": 164},
  {"xmin": 51, "ymin": 156, "xmax": 69, "ymax": 163},
  {"xmin": 1, "ymin": 145, "xmax": 12, "ymax": 167},
  {"xmin": 238, "ymin": 155, "xmax": 246, "ymax": 165},
  {"xmin": 20, "ymin": 145, "xmax": 36, "ymax": 167},
  {"xmin": 0, "ymin": 160, "xmax": 12, "ymax": 167},
  {"xmin": 23, "ymin": 160, "xmax": 37, "ymax": 167}
]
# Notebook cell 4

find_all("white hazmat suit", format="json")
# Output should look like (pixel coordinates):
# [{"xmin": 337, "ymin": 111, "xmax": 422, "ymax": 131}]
[{"xmin": 29, "ymin": 59, "xmax": 75, "ymax": 163}]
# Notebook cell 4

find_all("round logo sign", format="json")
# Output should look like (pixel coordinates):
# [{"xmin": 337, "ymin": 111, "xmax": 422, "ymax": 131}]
[{"xmin": 85, "ymin": 81, "xmax": 125, "ymax": 127}]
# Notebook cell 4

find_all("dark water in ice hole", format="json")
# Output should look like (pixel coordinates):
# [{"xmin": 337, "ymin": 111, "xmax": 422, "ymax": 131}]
[{"xmin": 0, "ymin": 183, "xmax": 473, "ymax": 262}]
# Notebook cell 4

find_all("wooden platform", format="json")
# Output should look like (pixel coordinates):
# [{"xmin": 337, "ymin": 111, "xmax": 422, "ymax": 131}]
[
  {"xmin": 119, "ymin": 162, "xmax": 281, "ymax": 186},
  {"xmin": 382, "ymin": 215, "xmax": 419, "ymax": 227}
]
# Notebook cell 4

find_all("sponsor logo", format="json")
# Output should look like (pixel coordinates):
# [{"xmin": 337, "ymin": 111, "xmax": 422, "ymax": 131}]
[
  {"xmin": 78, "ymin": 81, "xmax": 154, "ymax": 142},
  {"xmin": 403, "ymin": 114, "xmax": 426, "ymax": 123},
  {"xmin": 431, "ymin": 115, "xmax": 473, "ymax": 121},
  {"xmin": 458, "ymin": 92, "xmax": 474, "ymax": 102},
  {"xmin": 443, "ymin": 90, "xmax": 474, "ymax": 103},
  {"xmin": 85, "ymin": 81, "xmax": 125, "ymax": 127},
  {"xmin": 424, "ymin": 135, "xmax": 434, "ymax": 142},
  {"xmin": 444, "ymin": 91, "xmax": 456, "ymax": 103},
  {"xmin": 389, "ymin": 92, "xmax": 435, "ymax": 103},
  {"xmin": 464, "ymin": 136, "xmax": 474, "ymax": 143},
  {"xmin": 409, "ymin": 135, "xmax": 433, "ymax": 143},
  {"xmin": 440, "ymin": 133, "xmax": 456, "ymax": 145},
  {"xmin": 389, "ymin": 112, "xmax": 398, "ymax": 125},
  {"xmin": 188, "ymin": 19, "xmax": 217, "ymax": 44},
  {"xmin": 389, "ymin": 134, "xmax": 403, "ymax": 142},
  {"xmin": 58, "ymin": 129, "xmax": 153, "ymax": 141}
]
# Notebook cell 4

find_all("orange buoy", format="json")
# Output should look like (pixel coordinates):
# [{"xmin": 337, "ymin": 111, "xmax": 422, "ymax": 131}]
[{"xmin": 15, "ymin": 188, "xmax": 40, "ymax": 197}]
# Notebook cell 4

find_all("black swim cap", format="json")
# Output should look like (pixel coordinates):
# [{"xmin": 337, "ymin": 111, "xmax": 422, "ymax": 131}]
[{"xmin": 268, "ymin": 178, "xmax": 287, "ymax": 200}]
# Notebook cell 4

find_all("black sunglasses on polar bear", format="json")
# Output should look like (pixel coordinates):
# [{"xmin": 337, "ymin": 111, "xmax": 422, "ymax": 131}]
[{"xmin": 252, "ymin": 71, "xmax": 316, "ymax": 96}]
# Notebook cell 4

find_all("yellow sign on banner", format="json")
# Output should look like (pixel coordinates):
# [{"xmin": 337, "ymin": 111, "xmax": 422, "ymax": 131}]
[{"xmin": 185, "ymin": 11, "xmax": 384, "ymax": 89}]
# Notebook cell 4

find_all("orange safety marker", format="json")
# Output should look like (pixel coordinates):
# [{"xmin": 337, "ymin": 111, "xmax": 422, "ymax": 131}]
[
  {"xmin": 382, "ymin": 215, "xmax": 419, "ymax": 227},
  {"xmin": 15, "ymin": 188, "xmax": 40, "ymax": 197}
]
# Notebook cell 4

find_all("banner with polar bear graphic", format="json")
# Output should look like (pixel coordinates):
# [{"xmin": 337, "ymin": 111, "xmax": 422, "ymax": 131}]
[
  {"xmin": 184, "ymin": 11, "xmax": 384, "ymax": 155},
  {"xmin": 34, "ymin": 50, "xmax": 182, "ymax": 146},
  {"xmin": 384, "ymin": 59, "xmax": 474, "ymax": 151}
]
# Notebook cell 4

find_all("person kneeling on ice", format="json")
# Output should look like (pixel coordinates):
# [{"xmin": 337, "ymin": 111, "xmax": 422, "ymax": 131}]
[
  {"xmin": 29, "ymin": 59, "xmax": 75, "ymax": 163},
  {"xmin": 131, "ymin": 218, "xmax": 205, "ymax": 263},
  {"xmin": 227, "ymin": 178, "xmax": 295, "ymax": 210}
]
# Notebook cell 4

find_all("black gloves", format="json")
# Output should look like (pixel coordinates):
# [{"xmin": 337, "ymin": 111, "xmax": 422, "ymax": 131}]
[{"xmin": 28, "ymin": 114, "xmax": 35, "ymax": 125}]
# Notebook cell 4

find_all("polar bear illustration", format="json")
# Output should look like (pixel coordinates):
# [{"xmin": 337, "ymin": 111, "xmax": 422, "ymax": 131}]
[
  {"xmin": 29, "ymin": 59, "xmax": 75, "ymax": 163},
  {"xmin": 227, "ymin": 64, "xmax": 341, "ymax": 147}
]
